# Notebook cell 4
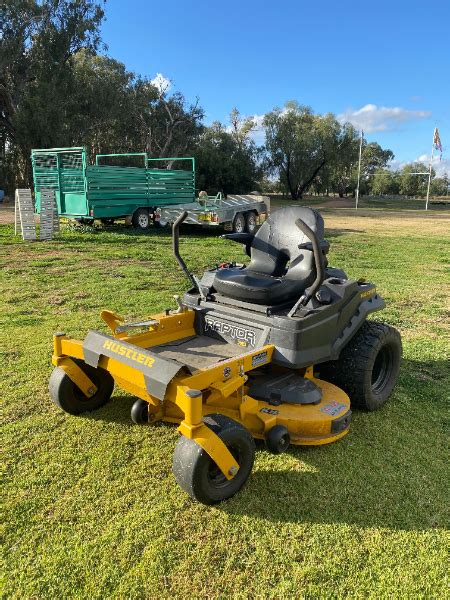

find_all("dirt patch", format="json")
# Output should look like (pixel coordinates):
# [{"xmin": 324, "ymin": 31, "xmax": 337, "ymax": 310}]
[
  {"xmin": 0, "ymin": 203, "xmax": 43, "ymax": 225},
  {"xmin": 322, "ymin": 210, "xmax": 450, "ymax": 236},
  {"xmin": 319, "ymin": 198, "xmax": 355, "ymax": 209}
]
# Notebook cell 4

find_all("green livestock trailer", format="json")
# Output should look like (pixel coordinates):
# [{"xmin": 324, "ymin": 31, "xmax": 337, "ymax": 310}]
[{"xmin": 32, "ymin": 147, "xmax": 195, "ymax": 229}]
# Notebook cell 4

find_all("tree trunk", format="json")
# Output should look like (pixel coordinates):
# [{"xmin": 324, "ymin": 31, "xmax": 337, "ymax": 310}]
[{"xmin": 297, "ymin": 159, "xmax": 327, "ymax": 198}]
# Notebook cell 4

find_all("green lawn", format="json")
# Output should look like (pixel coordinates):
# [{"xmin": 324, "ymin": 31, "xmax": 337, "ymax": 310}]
[{"xmin": 1, "ymin": 209, "xmax": 449, "ymax": 598}]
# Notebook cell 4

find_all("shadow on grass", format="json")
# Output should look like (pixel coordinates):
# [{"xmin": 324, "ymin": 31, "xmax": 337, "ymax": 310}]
[
  {"xmin": 63, "ymin": 223, "xmax": 230, "ymax": 241},
  {"xmin": 84, "ymin": 394, "xmax": 137, "ymax": 426},
  {"xmin": 82, "ymin": 359, "xmax": 447, "ymax": 531},
  {"xmin": 220, "ymin": 359, "xmax": 448, "ymax": 531},
  {"xmin": 62, "ymin": 221, "xmax": 367, "ymax": 243}
]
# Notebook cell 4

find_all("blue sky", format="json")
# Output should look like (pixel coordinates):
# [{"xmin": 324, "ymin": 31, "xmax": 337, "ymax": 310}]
[{"xmin": 101, "ymin": 0, "xmax": 450, "ymax": 174}]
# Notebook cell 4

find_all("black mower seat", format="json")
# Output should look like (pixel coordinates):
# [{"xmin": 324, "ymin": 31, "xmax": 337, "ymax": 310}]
[{"xmin": 214, "ymin": 206, "xmax": 326, "ymax": 305}]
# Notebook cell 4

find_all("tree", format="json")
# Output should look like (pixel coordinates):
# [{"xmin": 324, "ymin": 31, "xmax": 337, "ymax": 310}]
[
  {"xmin": 196, "ymin": 111, "xmax": 261, "ymax": 194},
  {"xmin": 263, "ymin": 102, "xmax": 352, "ymax": 200},
  {"xmin": 69, "ymin": 51, "xmax": 143, "ymax": 158},
  {"xmin": 1, "ymin": 0, "xmax": 105, "ymax": 187},
  {"xmin": 326, "ymin": 123, "xmax": 360, "ymax": 197},
  {"xmin": 399, "ymin": 163, "xmax": 434, "ymax": 196},
  {"xmin": 371, "ymin": 168, "xmax": 399, "ymax": 196},
  {"xmin": 136, "ymin": 90, "xmax": 204, "ymax": 159},
  {"xmin": 430, "ymin": 175, "xmax": 449, "ymax": 196},
  {"xmin": 361, "ymin": 142, "xmax": 394, "ymax": 176}
]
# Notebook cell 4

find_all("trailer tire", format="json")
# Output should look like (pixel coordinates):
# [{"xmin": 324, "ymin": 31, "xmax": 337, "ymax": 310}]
[
  {"xmin": 232, "ymin": 212, "xmax": 246, "ymax": 234},
  {"xmin": 154, "ymin": 218, "xmax": 169, "ymax": 229},
  {"xmin": 49, "ymin": 360, "xmax": 114, "ymax": 415},
  {"xmin": 173, "ymin": 414, "xmax": 255, "ymax": 505},
  {"xmin": 132, "ymin": 208, "xmax": 151, "ymax": 230},
  {"xmin": 245, "ymin": 211, "xmax": 258, "ymax": 234}
]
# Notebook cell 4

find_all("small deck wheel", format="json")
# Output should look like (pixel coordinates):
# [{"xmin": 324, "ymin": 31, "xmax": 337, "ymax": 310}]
[
  {"xmin": 49, "ymin": 359, "xmax": 114, "ymax": 415},
  {"xmin": 130, "ymin": 399, "xmax": 149, "ymax": 424},
  {"xmin": 173, "ymin": 414, "xmax": 255, "ymax": 505},
  {"xmin": 265, "ymin": 425, "xmax": 291, "ymax": 454}
]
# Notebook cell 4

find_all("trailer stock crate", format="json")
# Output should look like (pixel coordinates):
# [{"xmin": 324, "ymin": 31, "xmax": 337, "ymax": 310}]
[{"xmin": 32, "ymin": 147, "xmax": 195, "ymax": 226}]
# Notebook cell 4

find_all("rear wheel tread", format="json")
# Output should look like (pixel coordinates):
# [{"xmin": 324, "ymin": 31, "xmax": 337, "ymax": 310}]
[{"xmin": 317, "ymin": 321, "xmax": 402, "ymax": 411}]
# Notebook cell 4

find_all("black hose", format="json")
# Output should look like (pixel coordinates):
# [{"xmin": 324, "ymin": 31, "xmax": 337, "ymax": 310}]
[{"xmin": 172, "ymin": 211, "xmax": 199, "ymax": 290}]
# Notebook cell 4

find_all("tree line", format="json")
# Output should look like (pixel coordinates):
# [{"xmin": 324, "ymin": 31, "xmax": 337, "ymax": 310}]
[{"xmin": 1, "ymin": 0, "xmax": 447, "ymax": 199}]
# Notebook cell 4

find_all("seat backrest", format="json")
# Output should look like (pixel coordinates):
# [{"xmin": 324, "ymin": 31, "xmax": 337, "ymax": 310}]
[{"xmin": 248, "ymin": 206, "xmax": 325, "ymax": 283}]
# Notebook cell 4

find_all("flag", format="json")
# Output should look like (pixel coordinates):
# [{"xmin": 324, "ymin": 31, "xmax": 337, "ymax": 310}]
[{"xmin": 433, "ymin": 128, "xmax": 443, "ymax": 160}]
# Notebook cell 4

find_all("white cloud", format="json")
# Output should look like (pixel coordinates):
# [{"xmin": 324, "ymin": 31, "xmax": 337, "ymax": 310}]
[
  {"xmin": 338, "ymin": 103, "xmax": 431, "ymax": 133},
  {"xmin": 416, "ymin": 154, "xmax": 449, "ymax": 177},
  {"xmin": 150, "ymin": 73, "xmax": 171, "ymax": 94},
  {"xmin": 389, "ymin": 155, "xmax": 449, "ymax": 177}
]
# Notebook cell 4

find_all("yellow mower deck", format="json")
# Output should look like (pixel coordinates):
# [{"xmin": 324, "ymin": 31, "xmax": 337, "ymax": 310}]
[{"xmin": 52, "ymin": 308, "xmax": 351, "ymax": 481}]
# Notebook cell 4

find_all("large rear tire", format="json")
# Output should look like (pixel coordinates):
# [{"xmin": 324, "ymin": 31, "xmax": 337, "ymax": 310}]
[
  {"xmin": 173, "ymin": 414, "xmax": 255, "ymax": 505},
  {"xmin": 317, "ymin": 321, "xmax": 402, "ymax": 411},
  {"xmin": 49, "ymin": 359, "xmax": 114, "ymax": 415}
]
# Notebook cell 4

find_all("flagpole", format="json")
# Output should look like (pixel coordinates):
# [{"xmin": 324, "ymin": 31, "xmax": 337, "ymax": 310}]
[
  {"xmin": 425, "ymin": 128, "xmax": 436, "ymax": 211},
  {"xmin": 355, "ymin": 129, "xmax": 363, "ymax": 210}
]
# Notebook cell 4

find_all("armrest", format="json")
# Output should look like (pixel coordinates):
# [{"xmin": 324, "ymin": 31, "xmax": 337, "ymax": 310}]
[
  {"xmin": 221, "ymin": 232, "xmax": 254, "ymax": 244},
  {"xmin": 298, "ymin": 239, "xmax": 330, "ymax": 253}
]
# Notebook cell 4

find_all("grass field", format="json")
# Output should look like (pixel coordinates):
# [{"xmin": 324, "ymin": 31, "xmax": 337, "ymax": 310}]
[{"xmin": 1, "ymin": 207, "xmax": 449, "ymax": 598}]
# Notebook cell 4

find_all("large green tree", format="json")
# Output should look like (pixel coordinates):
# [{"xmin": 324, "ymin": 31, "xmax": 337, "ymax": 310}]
[
  {"xmin": 371, "ymin": 168, "xmax": 400, "ymax": 196},
  {"xmin": 1, "ymin": 0, "xmax": 105, "ymax": 187},
  {"xmin": 399, "ymin": 163, "xmax": 433, "ymax": 196},
  {"xmin": 326, "ymin": 123, "xmax": 360, "ymax": 197},
  {"xmin": 263, "ymin": 102, "xmax": 356, "ymax": 200},
  {"xmin": 195, "ymin": 110, "xmax": 261, "ymax": 194},
  {"xmin": 1, "ymin": 0, "xmax": 205, "ymax": 192},
  {"xmin": 430, "ymin": 175, "xmax": 449, "ymax": 196}
]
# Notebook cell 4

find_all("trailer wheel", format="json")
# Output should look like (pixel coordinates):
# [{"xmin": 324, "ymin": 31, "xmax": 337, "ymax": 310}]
[
  {"xmin": 245, "ymin": 211, "xmax": 258, "ymax": 234},
  {"xmin": 173, "ymin": 414, "xmax": 255, "ymax": 505},
  {"xmin": 49, "ymin": 360, "xmax": 114, "ymax": 415},
  {"xmin": 132, "ymin": 208, "xmax": 151, "ymax": 230},
  {"xmin": 154, "ymin": 218, "xmax": 169, "ymax": 229},
  {"xmin": 232, "ymin": 212, "xmax": 246, "ymax": 234}
]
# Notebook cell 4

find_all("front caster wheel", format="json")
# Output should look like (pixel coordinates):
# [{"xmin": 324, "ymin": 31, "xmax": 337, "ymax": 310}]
[
  {"xmin": 130, "ymin": 399, "xmax": 149, "ymax": 424},
  {"xmin": 172, "ymin": 414, "xmax": 255, "ymax": 505},
  {"xmin": 266, "ymin": 425, "xmax": 290, "ymax": 454},
  {"xmin": 49, "ymin": 360, "xmax": 114, "ymax": 415}
]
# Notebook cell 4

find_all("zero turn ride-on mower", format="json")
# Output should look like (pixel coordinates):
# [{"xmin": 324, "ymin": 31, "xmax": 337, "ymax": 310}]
[{"xmin": 49, "ymin": 206, "xmax": 402, "ymax": 505}]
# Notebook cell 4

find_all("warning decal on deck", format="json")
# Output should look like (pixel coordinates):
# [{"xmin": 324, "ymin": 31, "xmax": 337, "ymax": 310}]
[
  {"xmin": 320, "ymin": 401, "xmax": 347, "ymax": 416},
  {"xmin": 252, "ymin": 351, "xmax": 268, "ymax": 368}
]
